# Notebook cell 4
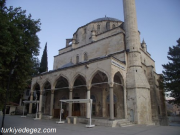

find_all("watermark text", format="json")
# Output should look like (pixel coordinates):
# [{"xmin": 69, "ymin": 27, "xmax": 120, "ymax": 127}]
[{"xmin": 1, "ymin": 127, "xmax": 56, "ymax": 134}]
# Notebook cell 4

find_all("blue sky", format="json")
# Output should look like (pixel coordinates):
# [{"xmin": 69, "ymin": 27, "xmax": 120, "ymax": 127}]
[{"xmin": 6, "ymin": 0, "xmax": 180, "ymax": 74}]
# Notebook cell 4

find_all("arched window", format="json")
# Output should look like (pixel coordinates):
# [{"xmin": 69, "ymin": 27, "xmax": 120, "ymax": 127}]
[
  {"xmin": 76, "ymin": 55, "xmax": 79, "ymax": 64},
  {"xmin": 97, "ymin": 25, "xmax": 100, "ymax": 33},
  {"xmin": 84, "ymin": 53, "xmax": 88, "ymax": 61},
  {"xmin": 106, "ymin": 95, "xmax": 117, "ymax": 103},
  {"xmin": 112, "ymin": 24, "xmax": 115, "ymax": 29},
  {"xmin": 106, "ymin": 22, "xmax": 110, "ymax": 30},
  {"xmin": 91, "ymin": 95, "xmax": 96, "ymax": 103}
]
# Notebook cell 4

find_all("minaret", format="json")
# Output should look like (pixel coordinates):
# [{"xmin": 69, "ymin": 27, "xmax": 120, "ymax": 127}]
[
  {"xmin": 141, "ymin": 39, "xmax": 147, "ymax": 52},
  {"xmin": 123, "ymin": 0, "xmax": 152, "ymax": 124}
]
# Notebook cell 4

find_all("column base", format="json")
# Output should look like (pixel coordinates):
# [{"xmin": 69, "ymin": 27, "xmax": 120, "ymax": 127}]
[{"xmin": 109, "ymin": 119, "xmax": 115, "ymax": 121}]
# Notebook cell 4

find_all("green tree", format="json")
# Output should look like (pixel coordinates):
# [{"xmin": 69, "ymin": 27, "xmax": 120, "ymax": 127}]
[
  {"xmin": 162, "ymin": 38, "xmax": 180, "ymax": 105},
  {"xmin": 0, "ymin": 0, "xmax": 41, "ymax": 108},
  {"xmin": 32, "ymin": 57, "xmax": 40, "ymax": 75},
  {"xmin": 39, "ymin": 42, "xmax": 48, "ymax": 73}
]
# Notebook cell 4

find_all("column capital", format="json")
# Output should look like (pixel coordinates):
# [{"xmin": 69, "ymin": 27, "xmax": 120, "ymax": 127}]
[
  {"xmin": 108, "ymin": 82, "xmax": 114, "ymax": 88},
  {"xmin": 51, "ymin": 89, "xmax": 54, "ymax": 94},
  {"xmin": 40, "ymin": 90, "xmax": 43, "ymax": 95},
  {"xmin": 69, "ymin": 88, "xmax": 73, "ymax": 92},
  {"xmin": 87, "ymin": 85, "xmax": 91, "ymax": 91}
]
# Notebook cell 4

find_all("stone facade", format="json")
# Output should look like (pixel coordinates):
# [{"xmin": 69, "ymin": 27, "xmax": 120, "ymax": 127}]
[{"xmin": 29, "ymin": 0, "xmax": 167, "ymax": 125}]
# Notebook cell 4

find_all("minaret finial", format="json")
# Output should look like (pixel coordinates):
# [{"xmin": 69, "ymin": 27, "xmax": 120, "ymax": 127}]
[{"xmin": 142, "ymin": 38, "xmax": 146, "ymax": 44}]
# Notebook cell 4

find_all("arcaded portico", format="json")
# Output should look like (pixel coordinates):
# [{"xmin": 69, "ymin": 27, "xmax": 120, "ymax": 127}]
[
  {"xmin": 29, "ymin": 57, "xmax": 127, "ymax": 121},
  {"xmin": 28, "ymin": 0, "xmax": 167, "ymax": 126}
]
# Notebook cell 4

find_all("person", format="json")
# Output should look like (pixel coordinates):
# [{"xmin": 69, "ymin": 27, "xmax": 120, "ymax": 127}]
[{"xmin": 61, "ymin": 108, "xmax": 64, "ymax": 119}]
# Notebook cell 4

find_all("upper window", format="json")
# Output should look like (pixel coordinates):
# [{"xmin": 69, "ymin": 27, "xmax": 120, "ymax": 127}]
[
  {"xmin": 112, "ymin": 24, "xmax": 115, "ymax": 29},
  {"xmin": 76, "ymin": 55, "xmax": 79, "ymax": 64},
  {"xmin": 97, "ymin": 25, "xmax": 100, "ymax": 33},
  {"xmin": 106, "ymin": 22, "xmax": 110, "ymax": 30},
  {"xmin": 84, "ymin": 53, "xmax": 88, "ymax": 61}
]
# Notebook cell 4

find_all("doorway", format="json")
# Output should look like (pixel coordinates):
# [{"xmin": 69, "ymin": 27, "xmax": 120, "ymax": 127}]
[{"xmin": 72, "ymin": 97, "xmax": 80, "ymax": 116}]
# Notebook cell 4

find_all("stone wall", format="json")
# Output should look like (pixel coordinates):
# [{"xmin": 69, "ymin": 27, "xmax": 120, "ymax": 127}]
[{"xmin": 53, "ymin": 33, "xmax": 125, "ymax": 70}]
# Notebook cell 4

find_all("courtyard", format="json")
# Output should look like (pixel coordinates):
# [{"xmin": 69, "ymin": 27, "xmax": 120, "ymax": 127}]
[{"xmin": 1, "ymin": 115, "xmax": 180, "ymax": 135}]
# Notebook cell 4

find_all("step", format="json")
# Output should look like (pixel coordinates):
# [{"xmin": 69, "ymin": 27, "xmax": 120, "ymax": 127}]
[{"xmin": 117, "ymin": 119, "xmax": 134, "ymax": 127}]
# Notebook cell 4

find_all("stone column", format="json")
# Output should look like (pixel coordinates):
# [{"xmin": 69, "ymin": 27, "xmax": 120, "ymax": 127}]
[
  {"xmin": 123, "ymin": 86, "xmax": 127, "ymax": 118},
  {"xmin": 102, "ymin": 88, "xmax": 106, "ymax": 117},
  {"xmin": 68, "ymin": 88, "xmax": 73, "ymax": 116},
  {"xmin": 19, "ymin": 98, "xmax": 22, "ymax": 106},
  {"xmin": 86, "ymin": 86, "xmax": 91, "ymax": 118},
  {"xmin": 109, "ymin": 85, "xmax": 114, "ymax": 120},
  {"xmin": 50, "ymin": 88, "xmax": 54, "ymax": 117},
  {"xmin": 29, "ymin": 91, "xmax": 33, "ymax": 114},
  {"xmin": 39, "ymin": 89, "xmax": 43, "ymax": 119}
]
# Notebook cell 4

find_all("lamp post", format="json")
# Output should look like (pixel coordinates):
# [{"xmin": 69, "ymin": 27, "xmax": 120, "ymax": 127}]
[{"xmin": 0, "ymin": 62, "xmax": 17, "ymax": 135}]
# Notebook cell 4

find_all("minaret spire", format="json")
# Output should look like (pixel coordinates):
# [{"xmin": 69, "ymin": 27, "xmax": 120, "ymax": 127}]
[{"xmin": 142, "ymin": 38, "xmax": 146, "ymax": 44}]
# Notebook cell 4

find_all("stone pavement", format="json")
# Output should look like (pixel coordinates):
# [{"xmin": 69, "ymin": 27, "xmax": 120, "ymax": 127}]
[{"xmin": 0, "ymin": 115, "xmax": 180, "ymax": 135}]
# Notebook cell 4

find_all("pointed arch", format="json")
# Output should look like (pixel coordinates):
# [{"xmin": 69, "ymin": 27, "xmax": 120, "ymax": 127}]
[
  {"xmin": 90, "ymin": 70, "xmax": 109, "ymax": 85},
  {"xmin": 32, "ymin": 82, "xmax": 40, "ymax": 91},
  {"xmin": 43, "ymin": 80, "xmax": 51, "ymax": 90},
  {"xmin": 76, "ymin": 54, "xmax": 79, "ymax": 64},
  {"xmin": 113, "ymin": 71, "xmax": 125, "ymax": 118},
  {"xmin": 54, "ymin": 75, "xmax": 69, "ymax": 89},
  {"xmin": 31, "ymin": 82, "xmax": 40, "ymax": 100},
  {"xmin": 53, "ymin": 74, "xmax": 69, "ymax": 88},
  {"xmin": 73, "ymin": 74, "xmax": 86, "ymax": 87},
  {"xmin": 113, "ymin": 71, "xmax": 124, "ymax": 86},
  {"xmin": 84, "ymin": 52, "xmax": 88, "ymax": 61},
  {"xmin": 72, "ymin": 72, "xmax": 86, "ymax": 86}
]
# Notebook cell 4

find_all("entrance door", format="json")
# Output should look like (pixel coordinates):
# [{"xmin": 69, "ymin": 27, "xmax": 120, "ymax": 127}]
[
  {"xmin": 130, "ymin": 109, "xmax": 134, "ymax": 122},
  {"xmin": 72, "ymin": 97, "xmax": 80, "ymax": 116}
]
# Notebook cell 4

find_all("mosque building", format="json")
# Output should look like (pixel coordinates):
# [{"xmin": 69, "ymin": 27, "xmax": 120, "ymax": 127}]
[{"xmin": 28, "ymin": 0, "xmax": 167, "ymax": 126}]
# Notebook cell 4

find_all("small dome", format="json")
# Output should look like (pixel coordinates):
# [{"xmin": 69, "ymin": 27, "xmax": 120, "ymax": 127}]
[{"xmin": 91, "ymin": 17, "xmax": 122, "ymax": 23}]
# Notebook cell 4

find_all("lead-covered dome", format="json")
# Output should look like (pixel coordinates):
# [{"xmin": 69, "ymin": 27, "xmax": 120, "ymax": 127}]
[{"xmin": 91, "ymin": 17, "xmax": 122, "ymax": 23}]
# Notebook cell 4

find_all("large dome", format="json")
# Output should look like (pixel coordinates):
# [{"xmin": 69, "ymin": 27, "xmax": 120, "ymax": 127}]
[{"xmin": 91, "ymin": 17, "xmax": 122, "ymax": 23}]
